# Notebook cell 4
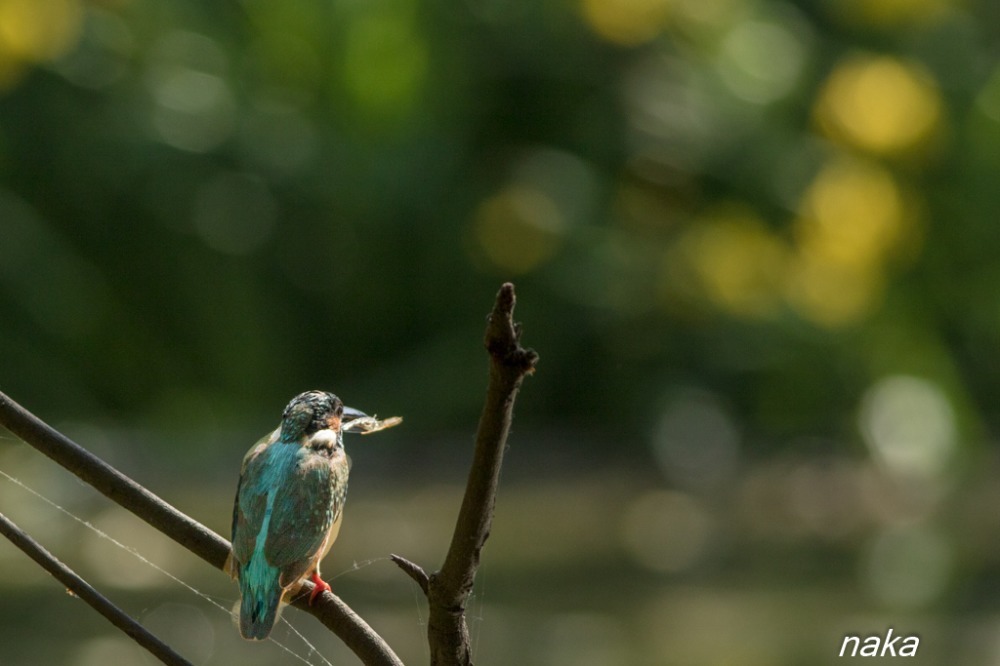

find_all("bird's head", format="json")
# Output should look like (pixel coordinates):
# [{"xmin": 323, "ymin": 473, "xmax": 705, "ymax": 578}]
[{"xmin": 280, "ymin": 390, "xmax": 344, "ymax": 441}]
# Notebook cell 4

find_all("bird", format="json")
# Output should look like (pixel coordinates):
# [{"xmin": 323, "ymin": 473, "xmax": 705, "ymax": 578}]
[{"xmin": 225, "ymin": 390, "xmax": 398, "ymax": 640}]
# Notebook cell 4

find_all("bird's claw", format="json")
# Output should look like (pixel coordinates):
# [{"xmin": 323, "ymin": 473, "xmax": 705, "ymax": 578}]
[{"xmin": 308, "ymin": 572, "xmax": 331, "ymax": 605}]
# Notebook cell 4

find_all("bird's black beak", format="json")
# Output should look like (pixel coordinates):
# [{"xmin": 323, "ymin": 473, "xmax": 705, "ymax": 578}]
[{"xmin": 342, "ymin": 406, "xmax": 370, "ymax": 424}]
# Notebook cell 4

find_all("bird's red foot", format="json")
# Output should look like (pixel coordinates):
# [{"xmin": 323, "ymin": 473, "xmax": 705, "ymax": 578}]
[{"xmin": 308, "ymin": 572, "xmax": 331, "ymax": 605}]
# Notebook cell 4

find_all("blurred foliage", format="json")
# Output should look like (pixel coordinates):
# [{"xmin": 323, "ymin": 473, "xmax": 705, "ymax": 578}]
[
  {"xmin": 0, "ymin": 0, "xmax": 998, "ymax": 451},
  {"xmin": 0, "ymin": 0, "xmax": 998, "ymax": 458},
  {"xmin": 4, "ymin": 0, "xmax": 1000, "ymax": 664}
]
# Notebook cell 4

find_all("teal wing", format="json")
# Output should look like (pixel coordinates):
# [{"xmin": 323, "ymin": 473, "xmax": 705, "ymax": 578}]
[
  {"xmin": 266, "ymin": 451, "xmax": 347, "ymax": 588},
  {"xmin": 230, "ymin": 428, "xmax": 278, "ymax": 568}
]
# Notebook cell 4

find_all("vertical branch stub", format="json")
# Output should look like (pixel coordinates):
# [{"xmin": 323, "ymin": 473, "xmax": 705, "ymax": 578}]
[
  {"xmin": 426, "ymin": 282, "xmax": 537, "ymax": 666},
  {"xmin": 484, "ymin": 283, "xmax": 538, "ymax": 373}
]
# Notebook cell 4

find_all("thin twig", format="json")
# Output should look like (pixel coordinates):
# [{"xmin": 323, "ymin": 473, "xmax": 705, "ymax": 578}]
[
  {"xmin": 406, "ymin": 282, "xmax": 538, "ymax": 666},
  {"xmin": 0, "ymin": 392, "xmax": 403, "ymax": 666},
  {"xmin": 390, "ymin": 553, "xmax": 430, "ymax": 595},
  {"xmin": 0, "ymin": 511, "xmax": 193, "ymax": 666}
]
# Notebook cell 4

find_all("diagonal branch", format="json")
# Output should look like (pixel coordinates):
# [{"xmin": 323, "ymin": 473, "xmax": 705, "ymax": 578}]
[
  {"xmin": 0, "ymin": 513, "xmax": 191, "ymax": 666},
  {"xmin": 0, "ymin": 511, "xmax": 193, "ymax": 666},
  {"xmin": 394, "ymin": 282, "xmax": 538, "ymax": 666},
  {"xmin": 0, "ymin": 391, "xmax": 402, "ymax": 666}
]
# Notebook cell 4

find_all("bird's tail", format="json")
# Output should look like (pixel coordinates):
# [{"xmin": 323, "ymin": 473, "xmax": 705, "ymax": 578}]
[{"xmin": 238, "ymin": 561, "xmax": 283, "ymax": 640}]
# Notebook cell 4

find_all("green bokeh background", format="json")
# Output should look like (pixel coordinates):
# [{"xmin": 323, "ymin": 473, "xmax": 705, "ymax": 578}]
[{"xmin": 3, "ymin": 0, "xmax": 1000, "ymax": 664}]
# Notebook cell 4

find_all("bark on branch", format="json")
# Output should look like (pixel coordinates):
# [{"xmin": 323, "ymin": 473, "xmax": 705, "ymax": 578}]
[{"xmin": 394, "ymin": 282, "xmax": 538, "ymax": 666}]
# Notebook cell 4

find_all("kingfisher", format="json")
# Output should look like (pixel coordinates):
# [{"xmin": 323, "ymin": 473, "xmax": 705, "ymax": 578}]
[{"xmin": 226, "ymin": 390, "xmax": 400, "ymax": 640}]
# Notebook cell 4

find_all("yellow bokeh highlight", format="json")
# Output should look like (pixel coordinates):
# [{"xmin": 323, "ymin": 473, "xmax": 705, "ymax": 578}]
[
  {"xmin": 472, "ymin": 186, "xmax": 565, "ymax": 275},
  {"xmin": 0, "ymin": 0, "xmax": 82, "ymax": 61},
  {"xmin": 0, "ymin": 0, "xmax": 83, "ymax": 91},
  {"xmin": 787, "ymin": 157, "xmax": 915, "ymax": 327},
  {"xmin": 672, "ymin": 208, "xmax": 790, "ymax": 318},
  {"xmin": 664, "ymin": 158, "xmax": 919, "ymax": 328},
  {"xmin": 580, "ymin": 0, "xmax": 673, "ymax": 47},
  {"xmin": 815, "ymin": 54, "xmax": 942, "ymax": 155},
  {"xmin": 796, "ymin": 158, "xmax": 905, "ymax": 269}
]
